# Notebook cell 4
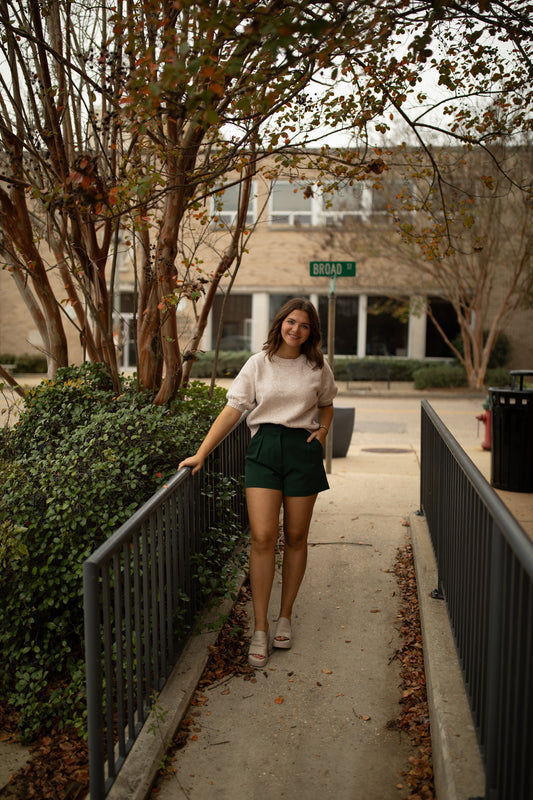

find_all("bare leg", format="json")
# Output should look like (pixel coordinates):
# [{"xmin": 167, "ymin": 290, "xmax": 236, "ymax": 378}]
[
  {"xmin": 246, "ymin": 487, "xmax": 283, "ymax": 633},
  {"xmin": 278, "ymin": 494, "xmax": 317, "ymax": 625}
]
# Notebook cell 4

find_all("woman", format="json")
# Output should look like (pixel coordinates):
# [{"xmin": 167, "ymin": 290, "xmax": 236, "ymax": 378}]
[{"xmin": 179, "ymin": 298, "xmax": 337, "ymax": 667}]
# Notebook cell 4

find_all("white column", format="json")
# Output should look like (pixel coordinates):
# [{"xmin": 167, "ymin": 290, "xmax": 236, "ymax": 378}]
[
  {"xmin": 408, "ymin": 295, "xmax": 427, "ymax": 359},
  {"xmin": 251, "ymin": 292, "xmax": 270, "ymax": 353},
  {"xmin": 357, "ymin": 294, "xmax": 367, "ymax": 357}
]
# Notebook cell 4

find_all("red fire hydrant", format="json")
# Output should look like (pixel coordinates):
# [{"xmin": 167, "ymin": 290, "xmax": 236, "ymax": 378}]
[{"xmin": 476, "ymin": 398, "xmax": 491, "ymax": 451}]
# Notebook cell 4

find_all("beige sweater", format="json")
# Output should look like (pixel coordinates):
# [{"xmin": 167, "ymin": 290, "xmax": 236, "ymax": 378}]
[{"xmin": 226, "ymin": 352, "xmax": 338, "ymax": 437}]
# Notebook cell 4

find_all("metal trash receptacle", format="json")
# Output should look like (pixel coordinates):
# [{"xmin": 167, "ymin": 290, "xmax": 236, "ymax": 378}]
[{"xmin": 489, "ymin": 370, "xmax": 533, "ymax": 492}]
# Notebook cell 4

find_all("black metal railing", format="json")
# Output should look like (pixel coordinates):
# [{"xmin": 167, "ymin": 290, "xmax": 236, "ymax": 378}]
[
  {"xmin": 420, "ymin": 400, "xmax": 533, "ymax": 800},
  {"xmin": 83, "ymin": 415, "xmax": 250, "ymax": 799}
]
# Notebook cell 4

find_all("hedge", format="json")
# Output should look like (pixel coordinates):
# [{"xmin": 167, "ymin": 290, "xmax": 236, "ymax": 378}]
[{"xmin": 0, "ymin": 363, "xmax": 242, "ymax": 742}]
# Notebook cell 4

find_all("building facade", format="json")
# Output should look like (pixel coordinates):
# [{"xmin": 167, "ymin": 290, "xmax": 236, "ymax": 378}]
[{"xmin": 1, "ymin": 160, "xmax": 532, "ymax": 372}]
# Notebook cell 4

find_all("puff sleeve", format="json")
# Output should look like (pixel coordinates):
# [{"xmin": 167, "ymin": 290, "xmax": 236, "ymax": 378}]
[
  {"xmin": 225, "ymin": 356, "xmax": 258, "ymax": 414},
  {"xmin": 318, "ymin": 361, "xmax": 337, "ymax": 407}
]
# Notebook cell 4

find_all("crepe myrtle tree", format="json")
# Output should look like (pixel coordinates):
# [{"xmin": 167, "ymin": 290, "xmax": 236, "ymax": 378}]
[
  {"xmin": 0, "ymin": 0, "xmax": 371, "ymax": 402},
  {"xmin": 0, "ymin": 0, "xmax": 532, "ymax": 402},
  {"xmin": 397, "ymin": 145, "xmax": 533, "ymax": 390},
  {"xmin": 319, "ymin": 144, "xmax": 533, "ymax": 390}
]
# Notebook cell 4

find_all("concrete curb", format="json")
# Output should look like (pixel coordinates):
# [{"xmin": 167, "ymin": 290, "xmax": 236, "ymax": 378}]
[
  {"xmin": 106, "ymin": 586, "xmax": 244, "ymax": 800},
  {"xmin": 410, "ymin": 512, "xmax": 485, "ymax": 800}
]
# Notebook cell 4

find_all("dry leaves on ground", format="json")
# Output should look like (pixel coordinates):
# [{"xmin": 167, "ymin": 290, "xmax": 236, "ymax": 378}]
[
  {"xmin": 393, "ymin": 542, "xmax": 435, "ymax": 800},
  {"xmin": 0, "ymin": 719, "xmax": 88, "ymax": 800}
]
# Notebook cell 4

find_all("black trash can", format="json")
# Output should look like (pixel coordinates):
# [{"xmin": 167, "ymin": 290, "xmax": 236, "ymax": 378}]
[
  {"xmin": 332, "ymin": 407, "xmax": 355, "ymax": 458},
  {"xmin": 489, "ymin": 370, "xmax": 533, "ymax": 492}
]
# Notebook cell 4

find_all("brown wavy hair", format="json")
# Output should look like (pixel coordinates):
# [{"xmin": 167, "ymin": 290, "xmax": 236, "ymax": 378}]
[{"xmin": 263, "ymin": 297, "xmax": 324, "ymax": 368}]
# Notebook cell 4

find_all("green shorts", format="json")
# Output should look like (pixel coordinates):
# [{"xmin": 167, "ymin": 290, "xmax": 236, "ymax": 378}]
[{"xmin": 245, "ymin": 424, "xmax": 329, "ymax": 496}]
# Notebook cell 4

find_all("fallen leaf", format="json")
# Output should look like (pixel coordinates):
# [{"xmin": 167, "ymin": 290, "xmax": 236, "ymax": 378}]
[
  {"xmin": 322, "ymin": 669, "xmax": 333, "ymax": 674},
  {"xmin": 361, "ymin": 714, "xmax": 371, "ymax": 721},
  {"xmin": 274, "ymin": 696, "xmax": 283, "ymax": 704}
]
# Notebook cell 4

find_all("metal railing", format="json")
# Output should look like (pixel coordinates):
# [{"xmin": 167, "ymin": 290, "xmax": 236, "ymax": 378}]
[
  {"xmin": 83, "ymin": 415, "xmax": 250, "ymax": 798},
  {"xmin": 420, "ymin": 400, "xmax": 533, "ymax": 800}
]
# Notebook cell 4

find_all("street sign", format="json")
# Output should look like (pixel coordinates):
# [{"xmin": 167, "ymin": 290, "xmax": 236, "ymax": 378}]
[{"xmin": 309, "ymin": 261, "xmax": 356, "ymax": 277}]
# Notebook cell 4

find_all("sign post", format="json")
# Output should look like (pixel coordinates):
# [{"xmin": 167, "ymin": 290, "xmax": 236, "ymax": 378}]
[
  {"xmin": 325, "ymin": 274, "xmax": 336, "ymax": 474},
  {"xmin": 310, "ymin": 261, "xmax": 356, "ymax": 474}
]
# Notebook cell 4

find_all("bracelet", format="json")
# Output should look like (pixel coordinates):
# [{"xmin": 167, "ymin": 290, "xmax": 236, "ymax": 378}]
[{"xmin": 318, "ymin": 425, "xmax": 329, "ymax": 432}]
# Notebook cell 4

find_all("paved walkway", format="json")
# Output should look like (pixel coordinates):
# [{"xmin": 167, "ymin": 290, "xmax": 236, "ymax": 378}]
[
  {"xmin": 139, "ymin": 392, "xmax": 520, "ymax": 800},
  {"xmin": 155, "ymin": 466, "xmax": 419, "ymax": 799}
]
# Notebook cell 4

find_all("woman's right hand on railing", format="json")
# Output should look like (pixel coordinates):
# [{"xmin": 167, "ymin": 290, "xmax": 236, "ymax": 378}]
[{"xmin": 178, "ymin": 453, "xmax": 205, "ymax": 475}]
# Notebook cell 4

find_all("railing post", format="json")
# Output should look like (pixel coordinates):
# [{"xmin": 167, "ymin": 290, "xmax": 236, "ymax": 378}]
[
  {"xmin": 484, "ymin": 522, "xmax": 504, "ymax": 800},
  {"xmin": 83, "ymin": 559, "xmax": 105, "ymax": 800}
]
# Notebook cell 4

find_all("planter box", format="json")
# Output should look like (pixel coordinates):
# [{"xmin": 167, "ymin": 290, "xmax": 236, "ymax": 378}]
[{"xmin": 332, "ymin": 407, "xmax": 355, "ymax": 458}]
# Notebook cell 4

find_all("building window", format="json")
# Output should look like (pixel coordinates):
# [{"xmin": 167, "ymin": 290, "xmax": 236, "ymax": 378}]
[
  {"xmin": 366, "ymin": 296, "xmax": 408, "ymax": 356},
  {"xmin": 212, "ymin": 182, "xmax": 256, "ymax": 227},
  {"xmin": 269, "ymin": 294, "xmax": 315, "ymax": 323},
  {"xmin": 319, "ymin": 295, "xmax": 358, "ymax": 355},
  {"xmin": 211, "ymin": 293, "xmax": 252, "ymax": 351},
  {"xmin": 425, "ymin": 297, "xmax": 460, "ymax": 358},
  {"xmin": 269, "ymin": 181, "xmax": 313, "ymax": 226},
  {"xmin": 321, "ymin": 183, "xmax": 369, "ymax": 226},
  {"xmin": 372, "ymin": 178, "xmax": 412, "ymax": 220},
  {"xmin": 118, "ymin": 292, "xmax": 137, "ymax": 368}
]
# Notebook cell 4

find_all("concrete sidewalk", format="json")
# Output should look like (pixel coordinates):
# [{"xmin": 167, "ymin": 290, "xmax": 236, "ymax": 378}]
[
  {"xmin": 108, "ymin": 394, "xmax": 499, "ymax": 800},
  {"xmin": 153, "ymin": 463, "xmax": 420, "ymax": 800}
]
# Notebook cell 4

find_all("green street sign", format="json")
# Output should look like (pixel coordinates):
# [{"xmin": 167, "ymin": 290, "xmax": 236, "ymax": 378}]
[{"xmin": 309, "ymin": 260, "xmax": 356, "ymax": 277}]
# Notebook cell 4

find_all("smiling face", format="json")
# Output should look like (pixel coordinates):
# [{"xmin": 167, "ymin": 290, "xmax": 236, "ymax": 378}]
[{"xmin": 279, "ymin": 309, "xmax": 311, "ymax": 356}]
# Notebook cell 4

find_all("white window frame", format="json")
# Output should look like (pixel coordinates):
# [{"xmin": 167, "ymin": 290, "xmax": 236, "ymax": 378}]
[
  {"xmin": 319, "ymin": 183, "xmax": 373, "ymax": 226},
  {"xmin": 268, "ymin": 179, "xmax": 319, "ymax": 227},
  {"xmin": 211, "ymin": 181, "xmax": 257, "ymax": 227}
]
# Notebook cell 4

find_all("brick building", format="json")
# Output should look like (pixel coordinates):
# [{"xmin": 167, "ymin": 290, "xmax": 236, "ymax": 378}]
[{"xmin": 1, "ymin": 159, "xmax": 532, "ymax": 372}]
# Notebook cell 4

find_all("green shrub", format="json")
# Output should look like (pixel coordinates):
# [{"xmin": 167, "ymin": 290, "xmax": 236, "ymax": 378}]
[
  {"xmin": 452, "ymin": 331, "xmax": 511, "ymax": 369},
  {"xmin": 485, "ymin": 368, "xmax": 511, "ymax": 387},
  {"xmin": 194, "ymin": 473, "xmax": 247, "ymax": 602},
  {"xmin": 0, "ymin": 363, "xmax": 231, "ymax": 741},
  {"xmin": 413, "ymin": 364, "xmax": 468, "ymax": 389},
  {"xmin": 0, "ymin": 353, "xmax": 47, "ymax": 373},
  {"xmin": 190, "ymin": 350, "xmax": 252, "ymax": 378},
  {"xmin": 14, "ymin": 354, "xmax": 48, "ymax": 373},
  {"xmin": 334, "ymin": 357, "xmax": 429, "ymax": 382}
]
